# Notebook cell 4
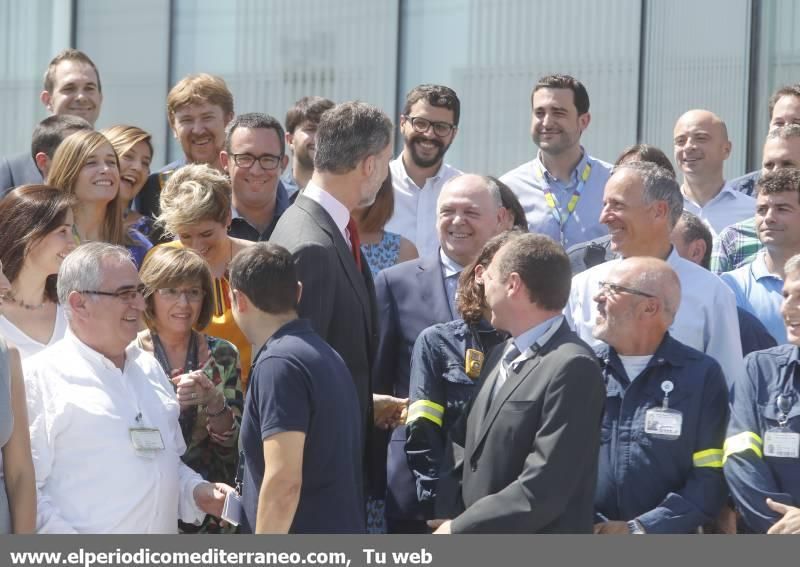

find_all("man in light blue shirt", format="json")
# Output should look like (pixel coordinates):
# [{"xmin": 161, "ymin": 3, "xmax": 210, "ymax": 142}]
[
  {"xmin": 501, "ymin": 74, "xmax": 612, "ymax": 250},
  {"xmin": 721, "ymin": 169, "xmax": 800, "ymax": 344}
]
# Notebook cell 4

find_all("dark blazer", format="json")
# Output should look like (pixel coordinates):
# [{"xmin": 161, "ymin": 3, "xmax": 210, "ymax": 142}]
[
  {"xmin": 135, "ymin": 158, "xmax": 187, "ymax": 217},
  {"xmin": 373, "ymin": 253, "xmax": 455, "ymax": 521},
  {"xmin": 438, "ymin": 320, "xmax": 605, "ymax": 533},
  {"xmin": 269, "ymin": 193, "xmax": 378, "ymax": 445},
  {"xmin": 0, "ymin": 152, "xmax": 42, "ymax": 197}
]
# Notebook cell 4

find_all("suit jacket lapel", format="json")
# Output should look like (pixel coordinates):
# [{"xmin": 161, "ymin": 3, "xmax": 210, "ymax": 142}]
[
  {"xmin": 471, "ymin": 320, "xmax": 571, "ymax": 452},
  {"xmin": 295, "ymin": 195, "xmax": 371, "ymax": 320},
  {"xmin": 416, "ymin": 253, "xmax": 454, "ymax": 323},
  {"xmin": 474, "ymin": 355, "xmax": 543, "ymax": 451}
]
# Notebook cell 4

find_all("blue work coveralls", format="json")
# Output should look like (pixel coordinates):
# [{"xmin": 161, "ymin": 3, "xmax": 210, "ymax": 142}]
[
  {"xmin": 724, "ymin": 344, "xmax": 800, "ymax": 532},
  {"xmin": 594, "ymin": 334, "xmax": 729, "ymax": 533}
]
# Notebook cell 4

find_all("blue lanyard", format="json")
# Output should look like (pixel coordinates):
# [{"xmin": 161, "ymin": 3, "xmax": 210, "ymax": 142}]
[{"xmin": 535, "ymin": 161, "xmax": 592, "ymax": 230}]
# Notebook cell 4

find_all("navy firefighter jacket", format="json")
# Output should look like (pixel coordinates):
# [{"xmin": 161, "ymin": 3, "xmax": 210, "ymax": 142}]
[
  {"xmin": 405, "ymin": 318, "xmax": 505, "ymax": 516},
  {"xmin": 724, "ymin": 344, "xmax": 800, "ymax": 533},
  {"xmin": 594, "ymin": 334, "xmax": 729, "ymax": 533}
]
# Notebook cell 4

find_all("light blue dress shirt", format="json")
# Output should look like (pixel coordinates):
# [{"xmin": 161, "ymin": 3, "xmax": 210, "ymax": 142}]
[
  {"xmin": 721, "ymin": 253, "xmax": 785, "ymax": 344},
  {"xmin": 500, "ymin": 147, "xmax": 612, "ymax": 249}
]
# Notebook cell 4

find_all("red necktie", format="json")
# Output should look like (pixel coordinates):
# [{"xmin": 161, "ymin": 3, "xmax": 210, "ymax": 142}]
[{"xmin": 346, "ymin": 217, "xmax": 362, "ymax": 270}]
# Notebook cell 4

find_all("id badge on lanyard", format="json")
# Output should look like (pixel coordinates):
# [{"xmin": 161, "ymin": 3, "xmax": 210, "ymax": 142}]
[
  {"xmin": 644, "ymin": 380, "xmax": 683, "ymax": 440},
  {"xmin": 129, "ymin": 412, "xmax": 165, "ymax": 459},
  {"xmin": 764, "ymin": 394, "xmax": 799, "ymax": 459}
]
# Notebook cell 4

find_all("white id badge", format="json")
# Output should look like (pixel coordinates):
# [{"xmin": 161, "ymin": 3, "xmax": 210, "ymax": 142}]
[
  {"xmin": 644, "ymin": 408, "xmax": 683, "ymax": 440},
  {"xmin": 763, "ymin": 428, "xmax": 800, "ymax": 458},
  {"xmin": 222, "ymin": 490, "xmax": 243, "ymax": 526},
  {"xmin": 130, "ymin": 428, "xmax": 166, "ymax": 451}
]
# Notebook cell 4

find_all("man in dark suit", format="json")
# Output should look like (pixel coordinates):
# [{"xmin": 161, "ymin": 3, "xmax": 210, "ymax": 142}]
[
  {"xmin": 373, "ymin": 173, "xmax": 510, "ymax": 532},
  {"xmin": 1, "ymin": 49, "xmax": 101, "ymax": 196},
  {"xmin": 270, "ymin": 101, "xmax": 406, "ymax": 509},
  {"xmin": 434, "ymin": 232, "xmax": 605, "ymax": 533}
]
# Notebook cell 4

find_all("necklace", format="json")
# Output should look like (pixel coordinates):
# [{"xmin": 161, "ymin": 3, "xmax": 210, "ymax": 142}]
[{"xmin": 6, "ymin": 292, "xmax": 46, "ymax": 311}]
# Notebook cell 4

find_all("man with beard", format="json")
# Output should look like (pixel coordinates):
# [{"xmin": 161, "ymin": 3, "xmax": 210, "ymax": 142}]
[
  {"xmin": 136, "ymin": 74, "xmax": 235, "ymax": 218},
  {"xmin": 385, "ymin": 85, "xmax": 462, "ymax": 258},
  {"xmin": 282, "ymin": 96, "xmax": 335, "ymax": 197},
  {"xmin": 501, "ymin": 74, "xmax": 612, "ymax": 249}
]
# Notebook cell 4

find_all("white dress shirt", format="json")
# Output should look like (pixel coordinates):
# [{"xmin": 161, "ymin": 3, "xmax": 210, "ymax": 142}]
[
  {"xmin": 564, "ymin": 248, "xmax": 744, "ymax": 388},
  {"xmin": 682, "ymin": 182, "xmax": 756, "ymax": 236},
  {"xmin": 385, "ymin": 157, "xmax": 461, "ymax": 258},
  {"xmin": 0, "ymin": 305, "xmax": 67, "ymax": 360},
  {"xmin": 303, "ymin": 181, "xmax": 352, "ymax": 246},
  {"xmin": 24, "ymin": 331, "xmax": 206, "ymax": 533}
]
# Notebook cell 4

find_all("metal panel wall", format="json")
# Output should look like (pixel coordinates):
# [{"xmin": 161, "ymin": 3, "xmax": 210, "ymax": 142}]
[
  {"xmin": 0, "ymin": 0, "xmax": 71, "ymax": 156},
  {"xmin": 398, "ymin": 0, "xmax": 642, "ymax": 177},
  {"xmin": 75, "ymin": 0, "xmax": 172, "ymax": 166},
  {"xmin": 750, "ymin": 0, "xmax": 800, "ymax": 170},
  {"xmin": 639, "ymin": 0, "xmax": 751, "ymax": 180},
  {"xmin": 169, "ymin": 0, "xmax": 400, "ymax": 165}
]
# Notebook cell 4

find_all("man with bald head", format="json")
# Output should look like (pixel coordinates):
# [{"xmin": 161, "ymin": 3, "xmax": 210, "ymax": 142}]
[
  {"xmin": 592, "ymin": 257, "xmax": 728, "ymax": 534},
  {"xmin": 674, "ymin": 109, "xmax": 755, "ymax": 234},
  {"xmin": 566, "ymin": 161, "xmax": 743, "ymax": 389},
  {"xmin": 374, "ymin": 173, "xmax": 510, "ymax": 532}
]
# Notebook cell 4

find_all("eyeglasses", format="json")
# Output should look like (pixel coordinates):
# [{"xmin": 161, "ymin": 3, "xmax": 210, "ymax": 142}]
[
  {"xmin": 232, "ymin": 153, "xmax": 282, "ymax": 170},
  {"xmin": 155, "ymin": 287, "xmax": 205, "ymax": 303},
  {"xmin": 403, "ymin": 115, "xmax": 456, "ymax": 137},
  {"xmin": 597, "ymin": 281, "xmax": 656, "ymax": 298},
  {"xmin": 79, "ymin": 284, "xmax": 146, "ymax": 303}
]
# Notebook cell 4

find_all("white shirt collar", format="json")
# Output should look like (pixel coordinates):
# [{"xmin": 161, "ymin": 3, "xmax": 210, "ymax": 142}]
[
  {"xmin": 65, "ymin": 326, "xmax": 130, "ymax": 372},
  {"xmin": 395, "ymin": 154, "xmax": 449, "ymax": 185},
  {"xmin": 302, "ymin": 181, "xmax": 351, "ymax": 237},
  {"xmin": 439, "ymin": 248, "xmax": 464, "ymax": 278}
]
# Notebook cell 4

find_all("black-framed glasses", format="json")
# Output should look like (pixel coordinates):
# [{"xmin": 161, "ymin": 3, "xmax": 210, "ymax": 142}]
[
  {"xmin": 156, "ymin": 287, "xmax": 205, "ymax": 303},
  {"xmin": 232, "ymin": 153, "xmax": 282, "ymax": 170},
  {"xmin": 597, "ymin": 281, "xmax": 655, "ymax": 299},
  {"xmin": 403, "ymin": 115, "xmax": 456, "ymax": 137},
  {"xmin": 79, "ymin": 284, "xmax": 146, "ymax": 304}
]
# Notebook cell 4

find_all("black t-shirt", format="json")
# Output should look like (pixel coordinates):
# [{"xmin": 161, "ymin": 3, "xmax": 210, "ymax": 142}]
[{"xmin": 240, "ymin": 318, "xmax": 364, "ymax": 533}]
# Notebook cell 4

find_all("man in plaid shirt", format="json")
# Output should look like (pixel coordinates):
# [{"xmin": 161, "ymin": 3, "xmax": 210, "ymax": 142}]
[{"xmin": 712, "ymin": 125, "xmax": 800, "ymax": 273}]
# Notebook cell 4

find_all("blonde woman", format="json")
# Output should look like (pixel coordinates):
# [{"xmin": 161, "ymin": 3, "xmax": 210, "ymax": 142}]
[
  {"xmin": 101, "ymin": 125, "xmax": 154, "ymax": 239},
  {"xmin": 46, "ymin": 130, "xmax": 152, "ymax": 266},
  {"xmin": 156, "ymin": 163, "xmax": 255, "ymax": 387}
]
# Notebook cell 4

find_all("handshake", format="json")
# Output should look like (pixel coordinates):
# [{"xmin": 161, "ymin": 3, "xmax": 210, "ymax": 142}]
[{"xmin": 373, "ymin": 394, "xmax": 408, "ymax": 430}]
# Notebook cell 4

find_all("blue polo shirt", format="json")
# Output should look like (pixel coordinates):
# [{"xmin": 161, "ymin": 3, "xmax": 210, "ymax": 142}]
[
  {"xmin": 500, "ymin": 148, "xmax": 612, "ymax": 249},
  {"xmin": 240, "ymin": 318, "xmax": 365, "ymax": 533},
  {"xmin": 721, "ymin": 253, "xmax": 785, "ymax": 344}
]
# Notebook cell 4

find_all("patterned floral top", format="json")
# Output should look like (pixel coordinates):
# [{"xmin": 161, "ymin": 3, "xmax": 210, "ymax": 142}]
[
  {"xmin": 138, "ymin": 332, "xmax": 243, "ymax": 533},
  {"xmin": 361, "ymin": 231, "xmax": 402, "ymax": 276}
]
